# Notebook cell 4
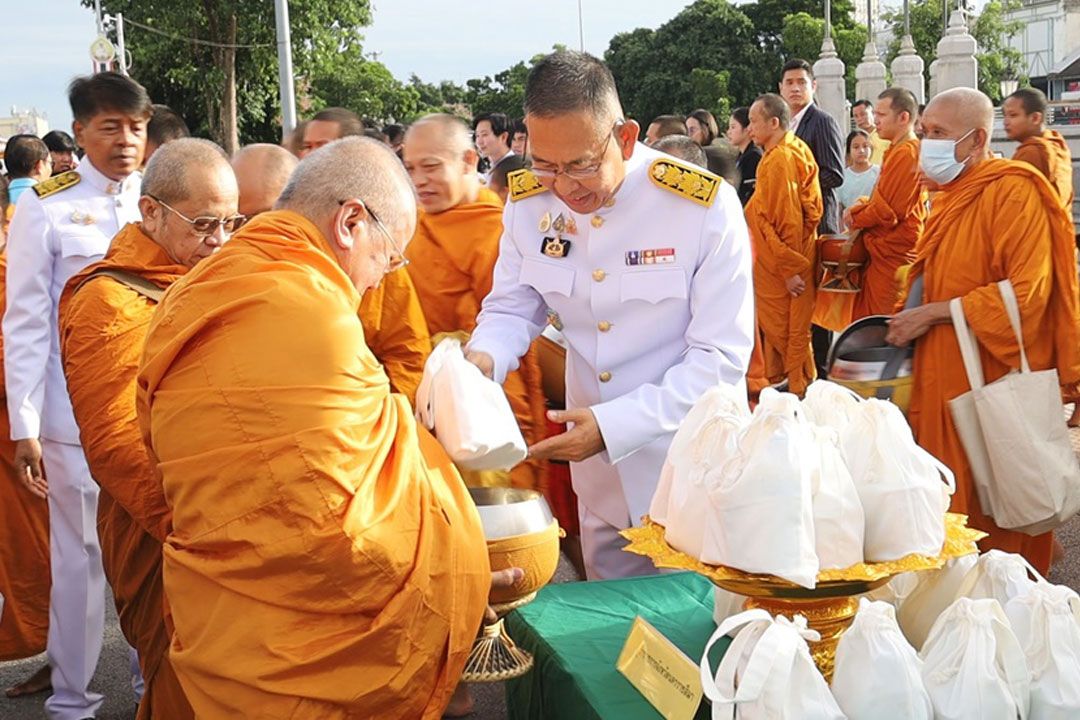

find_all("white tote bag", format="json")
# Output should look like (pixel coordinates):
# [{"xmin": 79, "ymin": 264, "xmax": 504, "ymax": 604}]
[
  {"xmin": 948, "ymin": 279, "xmax": 1080, "ymax": 535},
  {"xmin": 703, "ymin": 393, "xmax": 819, "ymax": 588},
  {"xmin": 893, "ymin": 553, "xmax": 979, "ymax": 651},
  {"xmin": 700, "ymin": 610, "xmax": 845, "ymax": 720},
  {"xmin": 1005, "ymin": 582, "xmax": 1080, "ymax": 720},
  {"xmin": 801, "ymin": 380, "xmax": 864, "ymax": 437},
  {"xmin": 808, "ymin": 425, "xmax": 865, "ymax": 570},
  {"xmin": 650, "ymin": 385, "xmax": 749, "ymax": 558},
  {"xmin": 844, "ymin": 398, "xmax": 955, "ymax": 562},
  {"xmin": 920, "ymin": 597, "xmax": 1030, "ymax": 720},
  {"xmin": 953, "ymin": 549, "xmax": 1041, "ymax": 611},
  {"xmin": 415, "ymin": 338, "xmax": 527, "ymax": 471},
  {"xmin": 831, "ymin": 598, "xmax": 933, "ymax": 720}
]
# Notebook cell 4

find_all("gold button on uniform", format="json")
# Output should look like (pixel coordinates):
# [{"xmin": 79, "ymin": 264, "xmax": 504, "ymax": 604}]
[
  {"xmin": 591, "ymin": 216, "xmax": 604, "ymax": 228},
  {"xmin": 592, "ymin": 269, "xmax": 606, "ymax": 282},
  {"xmin": 598, "ymin": 321, "xmax": 612, "ymax": 332},
  {"xmin": 599, "ymin": 371, "xmax": 612, "ymax": 383}
]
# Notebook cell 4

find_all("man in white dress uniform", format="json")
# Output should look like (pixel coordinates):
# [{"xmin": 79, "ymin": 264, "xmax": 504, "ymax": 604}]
[
  {"xmin": 466, "ymin": 51, "xmax": 754, "ymax": 580},
  {"xmin": 4, "ymin": 72, "xmax": 150, "ymax": 720}
]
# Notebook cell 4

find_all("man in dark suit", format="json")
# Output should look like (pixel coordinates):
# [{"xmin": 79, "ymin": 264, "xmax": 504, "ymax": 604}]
[{"xmin": 779, "ymin": 58, "xmax": 845, "ymax": 374}]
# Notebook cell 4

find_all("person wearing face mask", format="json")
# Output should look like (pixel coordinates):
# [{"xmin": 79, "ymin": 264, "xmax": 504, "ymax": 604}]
[
  {"xmin": 886, "ymin": 87, "xmax": 1080, "ymax": 574},
  {"xmin": 466, "ymin": 51, "xmax": 754, "ymax": 580},
  {"xmin": 59, "ymin": 138, "xmax": 239, "ymax": 720},
  {"xmin": 4, "ymin": 71, "xmax": 151, "ymax": 720}
]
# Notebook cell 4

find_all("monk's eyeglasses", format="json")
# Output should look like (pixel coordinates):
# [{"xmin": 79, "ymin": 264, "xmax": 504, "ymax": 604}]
[
  {"xmin": 149, "ymin": 195, "xmax": 247, "ymax": 236},
  {"xmin": 530, "ymin": 120, "xmax": 625, "ymax": 181},
  {"xmin": 339, "ymin": 200, "xmax": 410, "ymax": 274}
]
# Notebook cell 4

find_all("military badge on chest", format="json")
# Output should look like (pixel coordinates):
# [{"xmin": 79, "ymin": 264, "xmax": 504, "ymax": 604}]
[{"xmin": 539, "ymin": 212, "xmax": 575, "ymax": 259}]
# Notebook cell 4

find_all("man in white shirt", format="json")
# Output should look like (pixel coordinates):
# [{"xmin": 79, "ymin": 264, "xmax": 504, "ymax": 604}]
[
  {"xmin": 466, "ymin": 51, "xmax": 754, "ymax": 580},
  {"xmin": 473, "ymin": 112, "xmax": 514, "ymax": 181},
  {"xmin": 4, "ymin": 71, "xmax": 150, "ymax": 720}
]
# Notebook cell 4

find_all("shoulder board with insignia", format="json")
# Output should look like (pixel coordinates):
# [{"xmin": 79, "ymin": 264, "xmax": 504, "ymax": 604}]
[
  {"xmin": 507, "ymin": 169, "xmax": 548, "ymax": 202},
  {"xmin": 647, "ymin": 158, "xmax": 720, "ymax": 208},
  {"xmin": 33, "ymin": 171, "xmax": 81, "ymax": 199}
]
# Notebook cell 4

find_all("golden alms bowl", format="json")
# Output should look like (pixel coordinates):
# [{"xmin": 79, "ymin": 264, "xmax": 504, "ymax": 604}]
[{"xmin": 470, "ymin": 487, "xmax": 561, "ymax": 606}]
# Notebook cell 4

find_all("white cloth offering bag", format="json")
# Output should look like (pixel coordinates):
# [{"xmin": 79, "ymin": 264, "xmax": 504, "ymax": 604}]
[
  {"xmin": 831, "ymin": 598, "xmax": 933, "ymax": 720},
  {"xmin": 953, "ymin": 550, "xmax": 1041, "ymax": 610},
  {"xmin": 703, "ymin": 390, "xmax": 820, "ymax": 588},
  {"xmin": 948, "ymin": 280, "xmax": 1080, "ymax": 535},
  {"xmin": 808, "ymin": 425, "xmax": 865, "ymax": 570},
  {"xmin": 893, "ymin": 553, "xmax": 979, "ymax": 651},
  {"xmin": 801, "ymin": 380, "xmax": 864, "ymax": 437},
  {"xmin": 920, "ymin": 597, "xmax": 1031, "ymax": 720},
  {"xmin": 415, "ymin": 338, "xmax": 527, "ymax": 471},
  {"xmin": 700, "ymin": 609, "xmax": 845, "ymax": 720},
  {"xmin": 1005, "ymin": 582, "xmax": 1080, "ymax": 720},
  {"xmin": 843, "ymin": 398, "xmax": 955, "ymax": 562},
  {"xmin": 650, "ymin": 384, "xmax": 749, "ymax": 558}
]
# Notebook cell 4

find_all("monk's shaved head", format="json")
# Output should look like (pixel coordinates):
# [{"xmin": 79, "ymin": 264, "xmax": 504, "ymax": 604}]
[
  {"xmin": 919, "ymin": 88, "xmax": 995, "ymax": 187},
  {"xmin": 753, "ymin": 94, "xmax": 790, "ymax": 128},
  {"xmin": 405, "ymin": 114, "xmax": 472, "ymax": 159},
  {"xmin": 924, "ymin": 87, "xmax": 994, "ymax": 136},
  {"xmin": 143, "ymin": 137, "xmax": 231, "ymax": 205},
  {"xmin": 232, "ymin": 143, "xmax": 298, "ymax": 217},
  {"xmin": 748, "ymin": 94, "xmax": 790, "ymax": 150},
  {"xmin": 403, "ymin": 113, "xmax": 481, "ymax": 215}
]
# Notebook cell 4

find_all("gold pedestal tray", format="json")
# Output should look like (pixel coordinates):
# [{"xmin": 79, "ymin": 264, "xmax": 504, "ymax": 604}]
[{"xmin": 621, "ymin": 513, "xmax": 985, "ymax": 681}]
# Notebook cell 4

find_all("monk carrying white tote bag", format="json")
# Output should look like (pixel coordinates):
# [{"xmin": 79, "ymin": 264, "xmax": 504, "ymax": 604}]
[{"xmin": 948, "ymin": 279, "xmax": 1080, "ymax": 535}]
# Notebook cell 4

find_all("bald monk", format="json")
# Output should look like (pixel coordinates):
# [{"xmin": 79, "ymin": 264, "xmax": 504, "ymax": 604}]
[
  {"xmin": 402, "ymin": 114, "xmax": 547, "ymax": 491},
  {"xmin": 135, "ymin": 137, "xmax": 490, "ymax": 718},
  {"xmin": 0, "ymin": 186, "xmax": 52, "ymax": 697},
  {"xmin": 231, "ymin": 143, "xmax": 297, "ymax": 217},
  {"xmin": 61, "ymin": 139, "xmax": 240, "ymax": 719},
  {"xmin": 887, "ymin": 88, "xmax": 1080, "ymax": 575},
  {"xmin": 745, "ymin": 93, "xmax": 823, "ymax": 396},
  {"xmin": 843, "ymin": 87, "xmax": 928, "ymax": 319}
]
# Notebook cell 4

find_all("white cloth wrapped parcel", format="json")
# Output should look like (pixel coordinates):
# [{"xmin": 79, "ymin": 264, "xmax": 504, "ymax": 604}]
[
  {"xmin": 807, "ymin": 424, "xmax": 865, "ymax": 570},
  {"xmin": 1005, "ymin": 582, "xmax": 1080, "ymax": 720},
  {"xmin": 699, "ymin": 609, "xmax": 845, "ymax": 720},
  {"xmin": 831, "ymin": 598, "xmax": 933, "ymax": 720},
  {"xmin": 801, "ymin": 380, "xmax": 864, "ymax": 438},
  {"xmin": 703, "ymin": 390, "xmax": 819, "ymax": 588},
  {"xmin": 892, "ymin": 553, "xmax": 979, "ymax": 651},
  {"xmin": 649, "ymin": 384, "xmax": 749, "ymax": 559},
  {"xmin": 844, "ymin": 398, "xmax": 955, "ymax": 562},
  {"xmin": 920, "ymin": 597, "xmax": 1030, "ymax": 720},
  {"xmin": 415, "ymin": 338, "xmax": 527, "ymax": 471},
  {"xmin": 954, "ymin": 549, "xmax": 1042, "ymax": 611}
]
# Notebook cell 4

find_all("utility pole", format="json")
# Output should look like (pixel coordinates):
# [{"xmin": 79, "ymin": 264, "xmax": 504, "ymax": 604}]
[
  {"xmin": 114, "ymin": 13, "xmax": 128, "ymax": 76},
  {"xmin": 274, "ymin": 0, "xmax": 297, "ymax": 136},
  {"xmin": 578, "ymin": 0, "xmax": 584, "ymax": 51}
]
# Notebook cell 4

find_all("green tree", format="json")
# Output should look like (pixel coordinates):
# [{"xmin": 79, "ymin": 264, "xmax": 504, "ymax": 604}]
[{"xmin": 781, "ymin": 13, "xmax": 868, "ymax": 98}]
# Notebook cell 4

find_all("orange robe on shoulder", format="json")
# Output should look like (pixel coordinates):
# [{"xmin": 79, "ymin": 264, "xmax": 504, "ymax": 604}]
[
  {"xmin": 59, "ymin": 223, "xmax": 193, "ymax": 719},
  {"xmin": 0, "ymin": 252, "xmax": 50, "ymax": 661},
  {"xmin": 1012, "ymin": 129, "xmax": 1074, "ymax": 212},
  {"xmin": 406, "ymin": 186, "xmax": 547, "ymax": 492},
  {"xmin": 136, "ymin": 211, "xmax": 490, "ymax": 719},
  {"xmin": 849, "ymin": 136, "xmax": 927, "ymax": 319},
  {"xmin": 745, "ymin": 131, "xmax": 823, "ymax": 395},
  {"xmin": 359, "ymin": 268, "xmax": 432, "ymax": 406},
  {"xmin": 903, "ymin": 159, "xmax": 1080, "ymax": 575}
]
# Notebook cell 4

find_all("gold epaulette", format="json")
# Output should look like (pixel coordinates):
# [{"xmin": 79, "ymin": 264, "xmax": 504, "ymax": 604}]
[
  {"xmin": 507, "ymin": 169, "xmax": 548, "ymax": 202},
  {"xmin": 33, "ymin": 171, "xmax": 80, "ymax": 199},
  {"xmin": 648, "ymin": 159, "xmax": 720, "ymax": 207}
]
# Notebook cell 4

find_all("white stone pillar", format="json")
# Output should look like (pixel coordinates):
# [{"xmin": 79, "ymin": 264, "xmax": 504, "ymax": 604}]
[
  {"xmin": 891, "ymin": 34, "xmax": 926, "ymax": 104},
  {"xmin": 855, "ymin": 39, "xmax": 888, "ymax": 102},
  {"xmin": 814, "ymin": 36, "xmax": 850, "ymax": 135},
  {"xmin": 932, "ymin": 10, "xmax": 978, "ymax": 96}
]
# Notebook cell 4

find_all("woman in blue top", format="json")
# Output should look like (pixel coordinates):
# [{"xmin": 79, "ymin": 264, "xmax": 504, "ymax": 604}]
[{"xmin": 837, "ymin": 129, "xmax": 880, "ymax": 214}]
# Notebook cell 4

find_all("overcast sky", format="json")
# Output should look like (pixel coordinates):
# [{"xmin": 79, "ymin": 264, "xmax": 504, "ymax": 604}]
[{"xmin": 0, "ymin": 0, "xmax": 953, "ymax": 133}]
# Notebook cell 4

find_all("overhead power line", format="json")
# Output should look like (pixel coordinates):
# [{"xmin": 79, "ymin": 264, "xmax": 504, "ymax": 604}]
[{"xmin": 122, "ymin": 16, "xmax": 274, "ymax": 49}]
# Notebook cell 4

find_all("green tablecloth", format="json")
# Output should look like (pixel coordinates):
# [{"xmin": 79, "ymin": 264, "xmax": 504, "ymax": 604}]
[{"xmin": 505, "ymin": 572, "xmax": 728, "ymax": 720}]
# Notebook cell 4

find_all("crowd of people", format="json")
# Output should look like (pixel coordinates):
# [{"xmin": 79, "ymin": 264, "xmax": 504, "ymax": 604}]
[{"xmin": 0, "ymin": 47, "xmax": 1076, "ymax": 719}]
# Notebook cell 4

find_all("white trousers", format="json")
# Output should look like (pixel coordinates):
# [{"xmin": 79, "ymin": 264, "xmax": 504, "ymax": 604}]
[
  {"xmin": 579, "ymin": 501, "xmax": 660, "ymax": 581},
  {"xmin": 42, "ymin": 439, "xmax": 105, "ymax": 720}
]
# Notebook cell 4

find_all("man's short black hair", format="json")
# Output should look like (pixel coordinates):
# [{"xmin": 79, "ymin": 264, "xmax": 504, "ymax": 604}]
[
  {"xmin": 382, "ymin": 123, "xmax": 406, "ymax": 144},
  {"xmin": 42, "ymin": 130, "xmax": 77, "ymax": 153},
  {"xmin": 489, "ymin": 153, "xmax": 528, "ymax": 190},
  {"xmin": 649, "ymin": 115, "xmax": 688, "ymax": 138},
  {"xmin": 781, "ymin": 58, "xmax": 815, "ymax": 81},
  {"xmin": 311, "ymin": 107, "xmax": 364, "ymax": 138},
  {"xmin": 853, "ymin": 99, "xmax": 873, "ymax": 110},
  {"xmin": 68, "ymin": 71, "xmax": 152, "ymax": 124},
  {"xmin": 473, "ymin": 112, "xmax": 511, "ymax": 140},
  {"xmin": 4, "ymin": 135, "xmax": 50, "ymax": 179},
  {"xmin": 147, "ymin": 104, "xmax": 191, "ymax": 147},
  {"xmin": 511, "ymin": 117, "xmax": 527, "ymax": 136},
  {"xmin": 524, "ymin": 51, "xmax": 621, "ymax": 122}
]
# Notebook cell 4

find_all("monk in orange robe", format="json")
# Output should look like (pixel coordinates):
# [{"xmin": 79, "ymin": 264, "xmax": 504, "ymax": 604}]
[
  {"xmin": 745, "ymin": 93, "xmax": 823, "ymax": 396},
  {"xmin": 1004, "ymin": 87, "xmax": 1074, "ymax": 212},
  {"xmin": 0, "ymin": 250, "xmax": 52, "ymax": 694},
  {"xmin": 402, "ymin": 114, "xmax": 547, "ymax": 491},
  {"xmin": 888, "ymin": 88, "xmax": 1080, "ymax": 575},
  {"xmin": 358, "ymin": 270, "xmax": 432, "ymax": 405},
  {"xmin": 136, "ymin": 137, "xmax": 489, "ymax": 718},
  {"xmin": 843, "ymin": 87, "xmax": 927, "ymax": 320},
  {"xmin": 60, "ymin": 139, "xmax": 241, "ymax": 719}
]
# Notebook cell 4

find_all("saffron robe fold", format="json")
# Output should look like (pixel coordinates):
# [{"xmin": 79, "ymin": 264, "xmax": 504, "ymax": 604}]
[
  {"xmin": 1012, "ymin": 129, "xmax": 1074, "ymax": 211},
  {"xmin": 745, "ymin": 131, "xmax": 823, "ymax": 395},
  {"xmin": 0, "ymin": 252, "xmax": 50, "ymax": 661},
  {"xmin": 903, "ymin": 159, "xmax": 1080, "ymax": 574},
  {"xmin": 136, "ymin": 210, "xmax": 490, "ymax": 718},
  {"xmin": 406, "ymin": 186, "xmax": 547, "ymax": 491},
  {"xmin": 849, "ymin": 136, "xmax": 928, "ymax": 319},
  {"xmin": 59, "ymin": 223, "xmax": 193, "ymax": 719},
  {"xmin": 359, "ymin": 268, "xmax": 432, "ymax": 406}
]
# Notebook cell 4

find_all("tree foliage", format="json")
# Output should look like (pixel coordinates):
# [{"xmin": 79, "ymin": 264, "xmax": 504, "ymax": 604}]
[{"xmin": 781, "ymin": 13, "xmax": 868, "ymax": 98}]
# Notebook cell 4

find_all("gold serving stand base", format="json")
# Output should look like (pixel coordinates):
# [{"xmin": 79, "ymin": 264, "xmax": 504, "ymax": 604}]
[{"xmin": 621, "ymin": 513, "xmax": 986, "ymax": 681}]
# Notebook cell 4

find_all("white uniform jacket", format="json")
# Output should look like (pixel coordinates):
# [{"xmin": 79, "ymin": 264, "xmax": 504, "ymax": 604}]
[
  {"xmin": 4, "ymin": 162, "xmax": 142, "ymax": 443},
  {"xmin": 469, "ymin": 143, "xmax": 754, "ymax": 528}
]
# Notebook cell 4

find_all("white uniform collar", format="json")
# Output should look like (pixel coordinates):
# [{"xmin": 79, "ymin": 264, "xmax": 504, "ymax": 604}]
[
  {"xmin": 79, "ymin": 159, "xmax": 137, "ymax": 196},
  {"xmin": 590, "ymin": 142, "xmax": 654, "ymax": 217}
]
